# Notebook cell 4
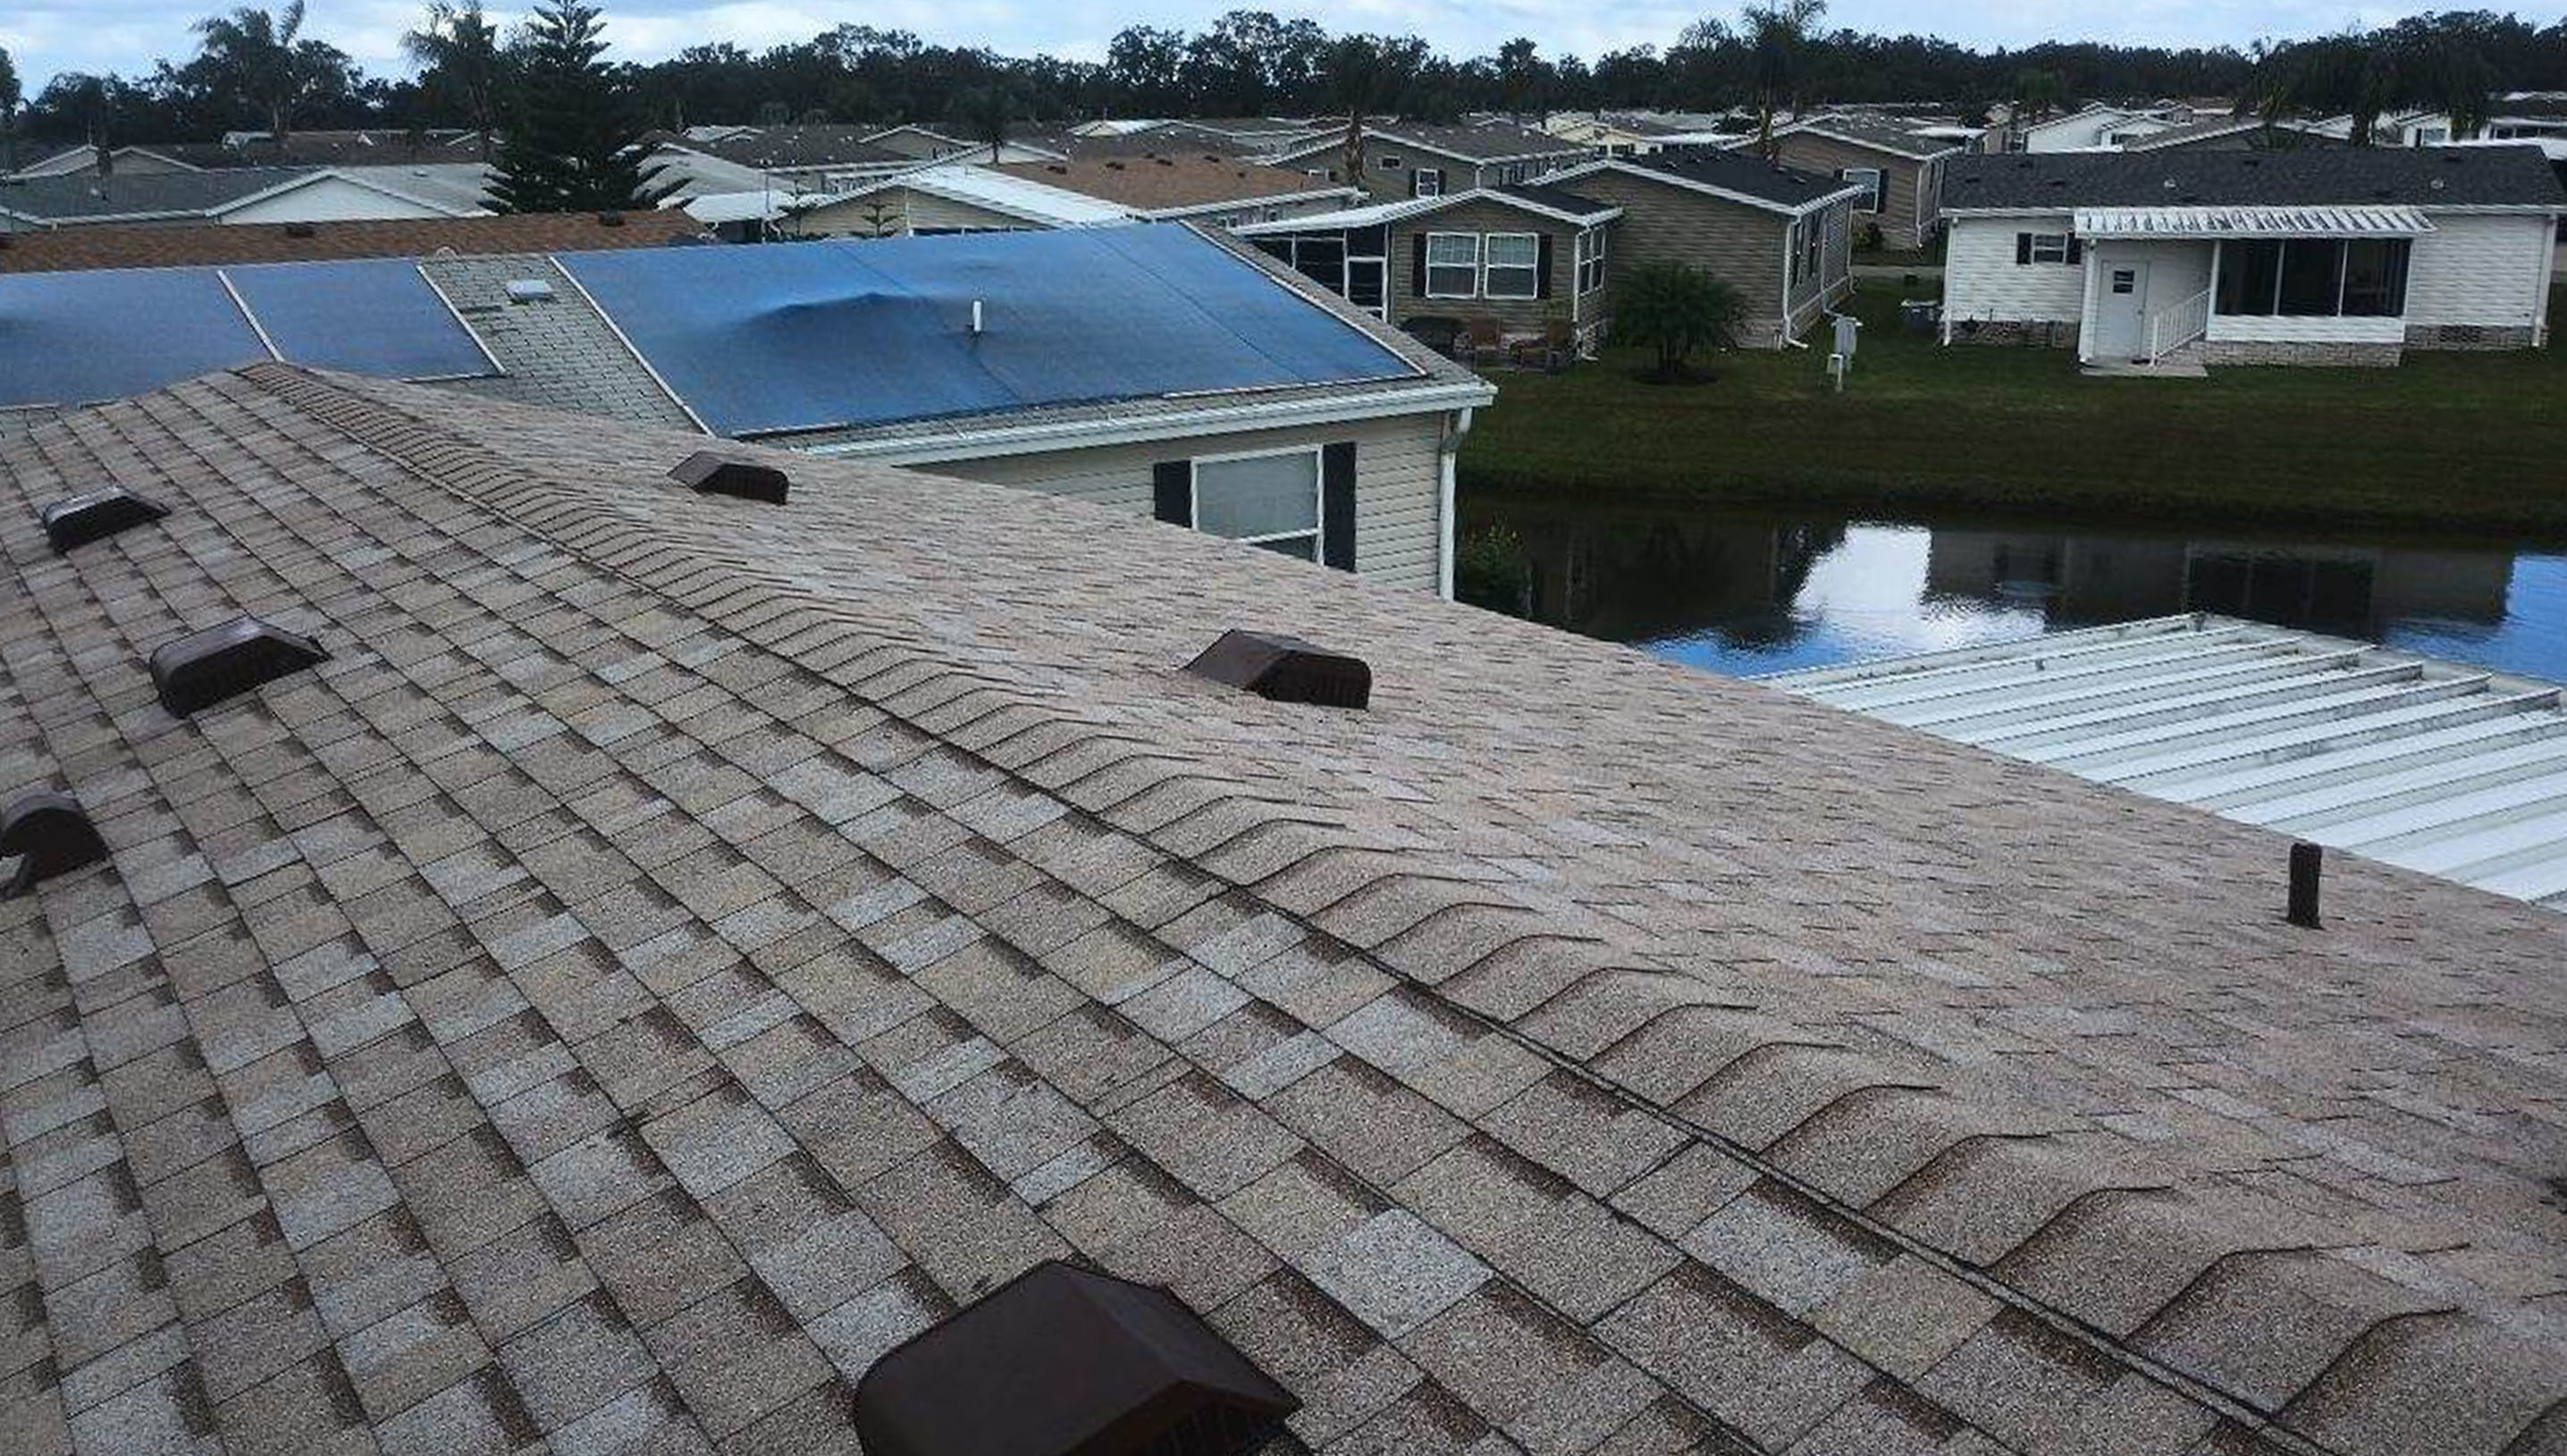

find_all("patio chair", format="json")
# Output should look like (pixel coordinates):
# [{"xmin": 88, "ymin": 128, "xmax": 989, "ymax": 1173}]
[{"xmin": 1460, "ymin": 318, "xmax": 1504, "ymax": 367}]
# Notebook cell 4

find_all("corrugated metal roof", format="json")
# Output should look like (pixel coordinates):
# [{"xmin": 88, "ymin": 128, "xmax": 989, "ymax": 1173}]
[
  {"xmin": 1763, "ymin": 615, "xmax": 2567, "ymax": 913},
  {"xmin": 2075, "ymin": 203, "xmax": 2436, "ymax": 237}
]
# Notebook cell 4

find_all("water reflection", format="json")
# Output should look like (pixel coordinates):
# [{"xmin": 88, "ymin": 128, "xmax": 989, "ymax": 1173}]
[{"xmin": 1460, "ymin": 499, "xmax": 2567, "ymax": 682}]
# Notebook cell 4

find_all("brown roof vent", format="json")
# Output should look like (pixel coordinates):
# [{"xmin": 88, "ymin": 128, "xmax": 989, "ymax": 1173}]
[
  {"xmin": 283, "ymin": 221, "xmax": 316, "ymax": 238},
  {"xmin": 597, "ymin": 209, "xmax": 627, "ymax": 226},
  {"xmin": 854, "ymin": 1261, "xmax": 1298, "ymax": 1456},
  {"xmin": 2, "ymin": 791, "xmax": 109, "ymax": 897},
  {"xmin": 149, "ymin": 617, "xmax": 330, "ymax": 717},
  {"xmin": 41, "ymin": 486, "xmax": 168, "ymax": 554},
  {"xmin": 669, "ymin": 450, "xmax": 787, "ymax": 504},
  {"xmin": 1186, "ymin": 629, "xmax": 1371, "ymax": 709}
]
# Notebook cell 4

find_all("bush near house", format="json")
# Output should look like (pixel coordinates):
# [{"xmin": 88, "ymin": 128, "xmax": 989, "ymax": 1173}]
[
  {"xmin": 1612, "ymin": 263, "xmax": 1748, "ymax": 383},
  {"xmin": 1463, "ymin": 284, "xmax": 2567, "ymax": 538}
]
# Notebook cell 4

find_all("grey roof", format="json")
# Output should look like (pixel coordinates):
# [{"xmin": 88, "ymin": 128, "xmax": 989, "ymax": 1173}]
[
  {"xmin": 1780, "ymin": 114, "xmax": 1963, "ymax": 160},
  {"xmin": 2117, "ymin": 115, "xmax": 2339, "ymax": 151},
  {"xmin": 1493, "ymin": 183, "xmax": 1616, "ymax": 219},
  {"xmin": 157, "ymin": 130, "xmax": 489, "ymax": 168},
  {"xmin": 1283, "ymin": 122, "xmax": 1589, "ymax": 164},
  {"xmin": 661, "ymin": 126, "xmax": 920, "ymax": 171},
  {"xmin": 0, "ymin": 167, "xmax": 347, "ymax": 223},
  {"xmin": 1944, "ymin": 144, "xmax": 2567, "ymax": 211},
  {"xmin": 1570, "ymin": 147, "xmax": 1860, "ymax": 209},
  {"xmin": 4, "ymin": 360, "xmax": 2566, "ymax": 1456}
]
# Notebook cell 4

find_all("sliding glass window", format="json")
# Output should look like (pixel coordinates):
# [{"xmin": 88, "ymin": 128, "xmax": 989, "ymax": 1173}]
[{"xmin": 2215, "ymin": 238, "xmax": 2410, "ymax": 318}]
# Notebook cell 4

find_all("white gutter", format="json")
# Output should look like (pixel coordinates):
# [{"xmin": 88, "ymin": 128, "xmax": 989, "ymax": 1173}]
[
  {"xmin": 1437, "ymin": 406, "xmax": 1473, "ymax": 600},
  {"xmin": 2538, "ymin": 214, "xmax": 2559, "ymax": 346},
  {"xmin": 800, "ymin": 379, "xmax": 1495, "ymax": 466}
]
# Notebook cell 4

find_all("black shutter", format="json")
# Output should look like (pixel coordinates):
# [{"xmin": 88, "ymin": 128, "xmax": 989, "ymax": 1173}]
[
  {"xmin": 2066, "ymin": 235, "xmax": 2084, "ymax": 265},
  {"xmin": 1536, "ymin": 234, "xmax": 1554, "ymax": 299},
  {"xmin": 2016, "ymin": 231, "xmax": 2032, "ymax": 265},
  {"xmin": 1410, "ymin": 233, "xmax": 1428, "ymax": 297},
  {"xmin": 1152, "ymin": 460, "xmax": 1192, "ymax": 526},
  {"xmin": 1320, "ymin": 442, "xmax": 1357, "ymax": 572}
]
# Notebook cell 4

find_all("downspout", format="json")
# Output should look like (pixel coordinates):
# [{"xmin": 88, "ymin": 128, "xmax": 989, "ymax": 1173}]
[
  {"xmin": 1437, "ymin": 407, "xmax": 1473, "ymax": 601},
  {"xmin": 2538, "ymin": 214, "xmax": 2559, "ymax": 348}
]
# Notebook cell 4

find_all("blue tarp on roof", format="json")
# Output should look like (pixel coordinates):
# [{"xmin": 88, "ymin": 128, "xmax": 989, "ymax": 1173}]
[
  {"xmin": 0, "ymin": 258, "xmax": 497, "ymax": 409},
  {"xmin": 0, "ymin": 268, "xmax": 269, "ymax": 408},
  {"xmin": 552, "ymin": 226, "xmax": 1418, "ymax": 437},
  {"xmin": 224, "ymin": 258, "xmax": 496, "ymax": 382}
]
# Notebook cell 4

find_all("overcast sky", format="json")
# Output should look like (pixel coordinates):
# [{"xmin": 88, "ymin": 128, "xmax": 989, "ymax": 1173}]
[{"xmin": 4, "ymin": 0, "xmax": 2447, "ymax": 97}]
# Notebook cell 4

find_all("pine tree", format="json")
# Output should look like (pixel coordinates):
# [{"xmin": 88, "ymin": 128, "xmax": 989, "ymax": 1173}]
[{"xmin": 490, "ymin": 0, "xmax": 644, "ymax": 213}]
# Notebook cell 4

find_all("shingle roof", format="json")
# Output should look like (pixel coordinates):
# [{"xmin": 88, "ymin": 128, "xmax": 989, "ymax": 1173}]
[
  {"xmin": 1778, "ymin": 114, "xmax": 1964, "ymax": 160},
  {"xmin": 4, "ymin": 362, "xmax": 2565, "ymax": 1456},
  {"xmin": 1278, "ymin": 122, "xmax": 1589, "ymax": 164},
  {"xmin": 662, "ymin": 126, "xmax": 919, "ymax": 171},
  {"xmin": 0, "ymin": 210, "xmax": 702, "ymax": 274},
  {"xmin": 992, "ymin": 156, "xmax": 1348, "ymax": 212},
  {"xmin": 1553, "ymin": 148, "xmax": 1862, "ymax": 210},
  {"xmin": 1944, "ymin": 144, "xmax": 2567, "ymax": 210},
  {"xmin": 156, "ymin": 130, "xmax": 490, "ymax": 168},
  {"xmin": 0, "ymin": 166, "xmax": 477, "ymax": 224}
]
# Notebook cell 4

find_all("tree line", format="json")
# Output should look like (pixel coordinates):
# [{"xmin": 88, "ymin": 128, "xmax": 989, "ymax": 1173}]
[{"xmin": 11, "ymin": 4, "xmax": 2567, "ymax": 153}]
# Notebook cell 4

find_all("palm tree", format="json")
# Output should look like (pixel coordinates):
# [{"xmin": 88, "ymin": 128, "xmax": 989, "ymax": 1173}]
[
  {"xmin": 1745, "ymin": 0, "xmax": 1827, "ymax": 157},
  {"xmin": 403, "ymin": 0, "xmax": 502, "ymax": 159},
  {"xmin": 193, "ymin": 0, "xmax": 319, "ymax": 139},
  {"xmin": 0, "ymin": 46, "xmax": 21, "ymax": 173},
  {"xmin": 1326, "ymin": 35, "xmax": 1421, "ymax": 188}
]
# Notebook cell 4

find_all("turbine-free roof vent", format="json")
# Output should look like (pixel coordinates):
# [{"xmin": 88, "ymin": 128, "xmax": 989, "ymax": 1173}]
[
  {"xmin": 854, "ymin": 1261, "xmax": 1298, "ymax": 1456},
  {"xmin": 149, "ymin": 617, "xmax": 330, "ymax": 717},
  {"xmin": 41, "ymin": 486, "xmax": 168, "ymax": 554},
  {"xmin": 2, "ymin": 791, "xmax": 109, "ymax": 897},
  {"xmin": 1186, "ymin": 629, "xmax": 1371, "ymax": 710},
  {"xmin": 669, "ymin": 450, "xmax": 787, "ymax": 505}
]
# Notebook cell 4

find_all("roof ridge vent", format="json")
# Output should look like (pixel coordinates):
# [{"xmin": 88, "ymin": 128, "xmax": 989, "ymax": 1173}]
[
  {"xmin": 855, "ymin": 1260, "xmax": 1298, "ymax": 1456},
  {"xmin": 2, "ymin": 791, "xmax": 109, "ymax": 897},
  {"xmin": 670, "ymin": 450, "xmax": 788, "ymax": 504},
  {"xmin": 41, "ymin": 485, "xmax": 169, "ymax": 554},
  {"xmin": 149, "ymin": 617, "xmax": 330, "ymax": 717},
  {"xmin": 1186, "ymin": 629, "xmax": 1371, "ymax": 709}
]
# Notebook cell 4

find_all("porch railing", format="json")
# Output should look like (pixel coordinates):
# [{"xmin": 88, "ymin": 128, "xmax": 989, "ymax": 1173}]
[{"xmin": 2146, "ymin": 286, "xmax": 2214, "ymax": 364}]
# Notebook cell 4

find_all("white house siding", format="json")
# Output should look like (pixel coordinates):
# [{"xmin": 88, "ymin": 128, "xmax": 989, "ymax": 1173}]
[
  {"xmin": 1942, "ymin": 215, "xmax": 2085, "ymax": 343},
  {"xmin": 221, "ymin": 177, "xmax": 461, "ymax": 223},
  {"xmin": 2079, "ymin": 240, "xmax": 2212, "ymax": 361},
  {"xmin": 918, "ymin": 411, "xmax": 1450, "ymax": 592},
  {"xmin": 798, "ymin": 190, "xmax": 1039, "ymax": 238},
  {"xmin": 2403, "ymin": 212, "xmax": 2554, "ymax": 346}
]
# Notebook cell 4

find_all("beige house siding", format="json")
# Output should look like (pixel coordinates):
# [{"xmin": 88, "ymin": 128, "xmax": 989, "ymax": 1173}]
[
  {"xmin": 1770, "ymin": 133, "xmax": 1945, "ymax": 250},
  {"xmin": 795, "ymin": 189, "xmax": 1037, "ymax": 238},
  {"xmin": 1382, "ymin": 198, "xmax": 1603, "ymax": 336},
  {"xmin": 1783, "ymin": 197, "xmax": 1858, "ymax": 336},
  {"xmin": 918, "ymin": 411, "xmax": 1450, "ymax": 591},
  {"xmin": 1557, "ymin": 170, "xmax": 1847, "ymax": 347}
]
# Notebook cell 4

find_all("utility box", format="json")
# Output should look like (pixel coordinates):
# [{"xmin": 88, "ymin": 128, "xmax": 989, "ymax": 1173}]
[{"xmin": 1831, "ymin": 313, "xmax": 1861, "ymax": 359}]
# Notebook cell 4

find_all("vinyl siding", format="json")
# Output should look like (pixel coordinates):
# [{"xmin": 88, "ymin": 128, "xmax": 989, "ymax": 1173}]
[
  {"xmin": 918, "ymin": 411, "xmax": 1450, "ymax": 592},
  {"xmin": 1544, "ymin": 170, "xmax": 1817, "ymax": 346},
  {"xmin": 1385, "ymin": 200, "xmax": 1600, "ymax": 334},
  {"xmin": 1783, "ymin": 197, "xmax": 1857, "ymax": 335},
  {"xmin": 223, "ymin": 177, "xmax": 459, "ymax": 223},
  {"xmin": 1770, "ymin": 134, "xmax": 1940, "ymax": 249},
  {"xmin": 2404, "ymin": 213, "xmax": 2552, "ymax": 329},
  {"xmin": 2080, "ymin": 240, "xmax": 2214, "ymax": 360},
  {"xmin": 1944, "ymin": 214, "xmax": 2084, "ymax": 325},
  {"xmin": 796, "ymin": 189, "xmax": 1038, "ymax": 237}
]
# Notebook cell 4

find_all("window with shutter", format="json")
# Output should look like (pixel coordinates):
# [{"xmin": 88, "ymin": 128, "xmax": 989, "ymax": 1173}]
[{"xmin": 1191, "ymin": 450, "xmax": 1322, "ymax": 560}]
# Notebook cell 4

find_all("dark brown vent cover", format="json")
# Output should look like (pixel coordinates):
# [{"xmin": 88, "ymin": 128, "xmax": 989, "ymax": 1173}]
[
  {"xmin": 149, "ymin": 617, "xmax": 330, "ymax": 717},
  {"xmin": 669, "ymin": 450, "xmax": 787, "ymax": 504},
  {"xmin": 2, "ymin": 792, "xmax": 109, "ymax": 897},
  {"xmin": 1185, "ymin": 630, "xmax": 1370, "ymax": 710},
  {"xmin": 41, "ymin": 486, "xmax": 169, "ymax": 554},
  {"xmin": 855, "ymin": 1261, "xmax": 1298, "ymax": 1456}
]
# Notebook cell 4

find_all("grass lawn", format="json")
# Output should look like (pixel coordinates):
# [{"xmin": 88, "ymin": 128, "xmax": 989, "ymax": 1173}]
[{"xmin": 1460, "ymin": 284, "xmax": 2567, "ymax": 542}]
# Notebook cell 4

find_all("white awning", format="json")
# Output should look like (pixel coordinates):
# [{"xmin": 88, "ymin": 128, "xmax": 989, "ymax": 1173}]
[{"xmin": 2073, "ymin": 204, "xmax": 2437, "ymax": 239}]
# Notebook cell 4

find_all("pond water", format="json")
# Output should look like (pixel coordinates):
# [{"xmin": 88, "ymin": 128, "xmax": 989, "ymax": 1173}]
[{"xmin": 1457, "ymin": 498, "xmax": 2567, "ymax": 683}]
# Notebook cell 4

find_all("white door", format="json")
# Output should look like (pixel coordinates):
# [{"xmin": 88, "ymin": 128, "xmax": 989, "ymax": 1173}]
[{"xmin": 2095, "ymin": 262, "xmax": 2150, "ymax": 361}]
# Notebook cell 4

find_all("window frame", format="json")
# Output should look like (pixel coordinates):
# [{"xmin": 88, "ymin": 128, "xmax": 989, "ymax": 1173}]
[
  {"xmin": 2215, "ymin": 237, "xmax": 2411, "ymax": 318},
  {"xmin": 1483, "ymin": 231, "xmax": 1541, "ymax": 299},
  {"xmin": 1841, "ymin": 165, "xmax": 1884, "ymax": 213},
  {"xmin": 1575, "ymin": 226, "xmax": 1608, "ymax": 294},
  {"xmin": 1376, "ymin": 154, "xmax": 1404, "ymax": 171},
  {"xmin": 1190, "ymin": 445, "xmax": 1325, "ymax": 560},
  {"xmin": 1424, "ymin": 231, "xmax": 1482, "ymax": 299},
  {"xmin": 1412, "ymin": 166, "xmax": 1443, "ymax": 197},
  {"xmin": 2028, "ymin": 232, "xmax": 2070, "ymax": 264}
]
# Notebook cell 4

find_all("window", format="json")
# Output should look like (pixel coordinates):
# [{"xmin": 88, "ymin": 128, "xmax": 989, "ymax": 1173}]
[
  {"xmin": 1193, "ymin": 450, "xmax": 1321, "ymax": 560},
  {"xmin": 1376, "ymin": 155, "xmax": 1403, "ymax": 171},
  {"xmin": 1412, "ymin": 166, "xmax": 1443, "ymax": 198},
  {"xmin": 2109, "ymin": 268, "xmax": 2137, "ymax": 294},
  {"xmin": 1575, "ymin": 227, "xmax": 1608, "ymax": 293},
  {"xmin": 1484, "ymin": 232, "xmax": 1539, "ymax": 298},
  {"xmin": 1789, "ymin": 216, "xmax": 1824, "ymax": 288},
  {"xmin": 1425, "ymin": 231, "xmax": 1480, "ymax": 298},
  {"xmin": 2028, "ymin": 232, "xmax": 2070, "ymax": 264},
  {"xmin": 2416, "ymin": 126, "xmax": 2448, "ymax": 145},
  {"xmin": 2215, "ymin": 238, "xmax": 2410, "ymax": 317},
  {"xmin": 1841, "ymin": 166, "xmax": 1883, "ymax": 212}
]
